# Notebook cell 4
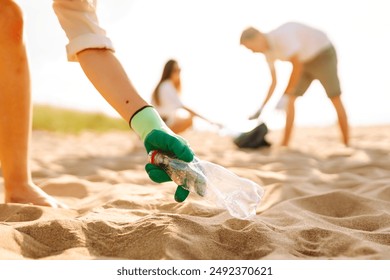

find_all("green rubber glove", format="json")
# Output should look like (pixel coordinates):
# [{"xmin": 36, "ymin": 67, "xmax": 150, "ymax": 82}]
[{"xmin": 130, "ymin": 106, "xmax": 194, "ymax": 202}]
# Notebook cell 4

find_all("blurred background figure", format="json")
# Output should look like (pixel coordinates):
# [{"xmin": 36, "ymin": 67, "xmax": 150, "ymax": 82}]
[
  {"xmin": 240, "ymin": 22, "xmax": 349, "ymax": 147},
  {"xmin": 151, "ymin": 59, "xmax": 218, "ymax": 134}
]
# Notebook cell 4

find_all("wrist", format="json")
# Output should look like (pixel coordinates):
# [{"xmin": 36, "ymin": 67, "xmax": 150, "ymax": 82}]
[{"xmin": 130, "ymin": 106, "xmax": 170, "ymax": 141}]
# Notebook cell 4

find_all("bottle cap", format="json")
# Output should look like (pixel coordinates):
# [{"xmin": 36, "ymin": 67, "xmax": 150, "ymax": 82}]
[{"xmin": 149, "ymin": 150, "xmax": 159, "ymax": 165}]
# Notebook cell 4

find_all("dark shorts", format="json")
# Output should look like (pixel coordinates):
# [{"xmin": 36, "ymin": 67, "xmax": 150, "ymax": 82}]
[{"xmin": 293, "ymin": 45, "xmax": 341, "ymax": 98}]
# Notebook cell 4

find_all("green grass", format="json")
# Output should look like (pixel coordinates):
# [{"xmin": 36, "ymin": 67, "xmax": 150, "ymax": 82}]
[{"xmin": 32, "ymin": 104, "xmax": 129, "ymax": 134}]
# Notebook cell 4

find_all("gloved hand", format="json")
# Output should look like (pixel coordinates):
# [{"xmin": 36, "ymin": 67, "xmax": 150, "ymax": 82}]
[
  {"xmin": 249, "ymin": 107, "xmax": 262, "ymax": 120},
  {"xmin": 275, "ymin": 94, "xmax": 289, "ymax": 111},
  {"xmin": 130, "ymin": 106, "xmax": 194, "ymax": 202}
]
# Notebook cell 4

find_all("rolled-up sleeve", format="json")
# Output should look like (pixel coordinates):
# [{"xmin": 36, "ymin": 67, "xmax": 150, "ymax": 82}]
[{"xmin": 53, "ymin": 0, "xmax": 114, "ymax": 61}]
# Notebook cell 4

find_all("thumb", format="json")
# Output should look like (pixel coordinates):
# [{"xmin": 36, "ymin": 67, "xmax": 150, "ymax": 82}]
[{"xmin": 174, "ymin": 186, "xmax": 190, "ymax": 202}]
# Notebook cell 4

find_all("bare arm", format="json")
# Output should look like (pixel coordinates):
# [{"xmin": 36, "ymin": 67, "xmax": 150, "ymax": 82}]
[
  {"xmin": 249, "ymin": 62, "xmax": 277, "ymax": 119},
  {"xmin": 76, "ymin": 49, "xmax": 149, "ymax": 122},
  {"xmin": 183, "ymin": 106, "xmax": 222, "ymax": 127},
  {"xmin": 284, "ymin": 55, "xmax": 303, "ymax": 95},
  {"xmin": 260, "ymin": 62, "xmax": 277, "ymax": 109},
  {"xmin": 183, "ymin": 106, "xmax": 206, "ymax": 120}
]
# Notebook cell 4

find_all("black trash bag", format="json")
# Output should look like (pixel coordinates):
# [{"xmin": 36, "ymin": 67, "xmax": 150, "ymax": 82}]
[{"xmin": 233, "ymin": 122, "xmax": 271, "ymax": 148}]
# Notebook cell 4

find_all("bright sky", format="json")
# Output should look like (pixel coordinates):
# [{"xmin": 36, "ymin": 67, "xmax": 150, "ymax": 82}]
[{"xmin": 17, "ymin": 0, "xmax": 390, "ymax": 129}]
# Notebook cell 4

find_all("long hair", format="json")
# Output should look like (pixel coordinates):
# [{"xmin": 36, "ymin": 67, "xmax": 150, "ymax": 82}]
[{"xmin": 151, "ymin": 59, "xmax": 181, "ymax": 106}]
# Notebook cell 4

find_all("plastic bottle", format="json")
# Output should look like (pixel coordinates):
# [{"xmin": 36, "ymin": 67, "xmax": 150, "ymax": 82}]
[{"xmin": 149, "ymin": 150, "xmax": 264, "ymax": 219}]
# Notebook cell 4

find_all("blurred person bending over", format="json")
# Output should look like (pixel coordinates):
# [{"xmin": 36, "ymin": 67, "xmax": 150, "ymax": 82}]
[{"xmin": 240, "ymin": 22, "xmax": 349, "ymax": 146}]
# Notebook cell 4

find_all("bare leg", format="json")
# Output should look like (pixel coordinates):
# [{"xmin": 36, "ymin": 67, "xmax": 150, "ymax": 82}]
[
  {"xmin": 281, "ymin": 95, "xmax": 297, "ymax": 146},
  {"xmin": 170, "ymin": 111, "xmax": 193, "ymax": 134},
  {"xmin": 0, "ymin": 1, "xmax": 66, "ymax": 208},
  {"xmin": 76, "ymin": 49, "xmax": 149, "ymax": 122},
  {"xmin": 170, "ymin": 119, "xmax": 193, "ymax": 134},
  {"xmin": 330, "ymin": 95, "xmax": 349, "ymax": 146},
  {"xmin": 167, "ymin": 109, "xmax": 193, "ymax": 134}
]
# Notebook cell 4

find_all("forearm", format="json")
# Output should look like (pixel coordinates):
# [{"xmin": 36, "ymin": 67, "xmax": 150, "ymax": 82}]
[
  {"xmin": 183, "ymin": 106, "xmax": 207, "ymax": 121},
  {"xmin": 259, "ymin": 64, "xmax": 277, "ymax": 110},
  {"xmin": 261, "ymin": 81, "xmax": 276, "ymax": 108},
  {"xmin": 76, "ymin": 48, "xmax": 148, "ymax": 121},
  {"xmin": 284, "ymin": 72, "xmax": 301, "ymax": 94},
  {"xmin": 284, "ymin": 58, "xmax": 303, "ymax": 94}
]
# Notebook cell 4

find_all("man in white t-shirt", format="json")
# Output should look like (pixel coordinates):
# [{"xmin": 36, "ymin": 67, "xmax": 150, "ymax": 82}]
[{"xmin": 240, "ymin": 22, "xmax": 349, "ymax": 147}]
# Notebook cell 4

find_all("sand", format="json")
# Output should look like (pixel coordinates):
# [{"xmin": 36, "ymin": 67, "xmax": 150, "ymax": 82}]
[{"xmin": 0, "ymin": 125, "xmax": 389, "ymax": 260}]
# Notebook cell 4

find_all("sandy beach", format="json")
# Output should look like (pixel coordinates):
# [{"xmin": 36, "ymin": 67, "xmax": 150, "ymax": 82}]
[{"xmin": 0, "ymin": 125, "xmax": 389, "ymax": 260}]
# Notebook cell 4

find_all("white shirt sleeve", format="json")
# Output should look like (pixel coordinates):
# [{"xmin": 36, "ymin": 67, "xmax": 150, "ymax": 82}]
[
  {"xmin": 267, "ymin": 22, "xmax": 331, "ymax": 62},
  {"xmin": 277, "ymin": 27, "xmax": 301, "ymax": 59}
]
